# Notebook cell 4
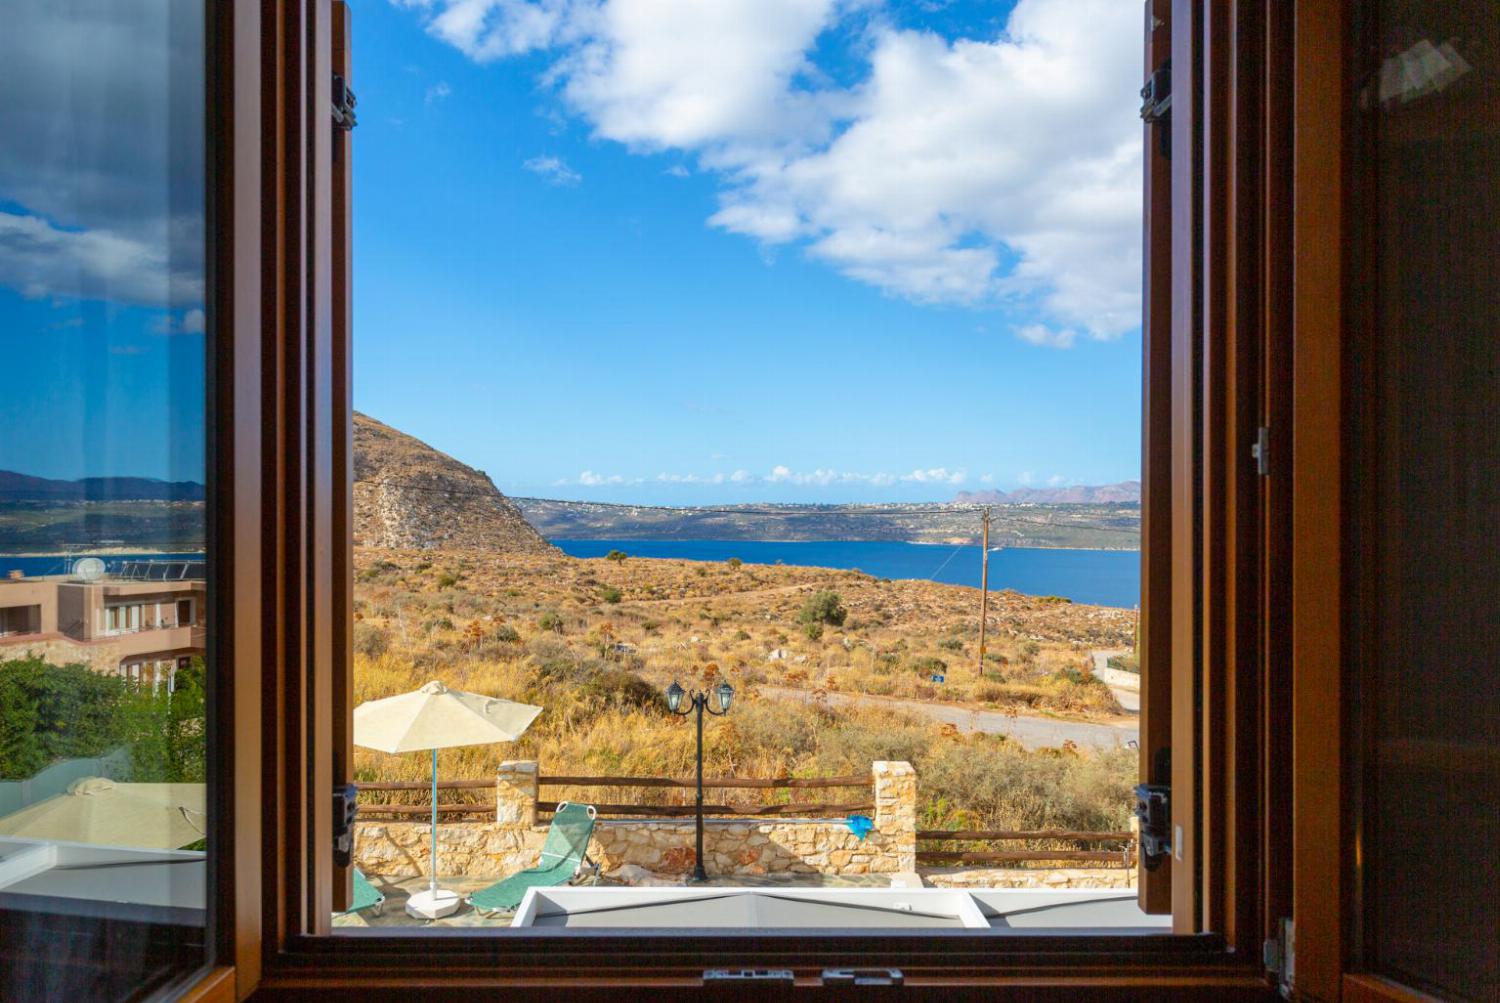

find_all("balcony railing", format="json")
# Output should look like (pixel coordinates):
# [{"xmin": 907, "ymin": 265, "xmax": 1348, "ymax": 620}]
[{"xmin": 354, "ymin": 773, "xmax": 876, "ymax": 821}]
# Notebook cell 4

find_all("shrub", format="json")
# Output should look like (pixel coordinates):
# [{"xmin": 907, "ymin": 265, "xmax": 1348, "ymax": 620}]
[
  {"xmin": 798, "ymin": 590, "xmax": 847, "ymax": 627},
  {"xmin": 493, "ymin": 624, "xmax": 521, "ymax": 643},
  {"xmin": 353, "ymin": 622, "xmax": 388, "ymax": 657},
  {"xmin": 580, "ymin": 667, "xmax": 663, "ymax": 713},
  {"xmin": 435, "ymin": 572, "xmax": 459, "ymax": 589},
  {"xmin": 1107, "ymin": 652, "xmax": 1140, "ymax": 673},
  {"xmin": 599, "ymin": 585, "xmax": 622, "ymax": 604},
  {"xmin": 938, "ymin": 637, "xmax": 965, "ymax": 652},
  {"xmin": 733, "ymin": 629, "xmax": 751, "ymax": 641},
  {"xmin": 726, "ymin": 557, "xmax": 742, "ymax": 569},
  {"xmin": 605, "ymin": 549, "xmax": 628, "ymax": 562},
  {"xmin": 803, "ymin": 622, "xmax": 823, "ymax": 641},
  {"xmin": 537, "ymin": 610, "xmax": 565, "ymax": 633},
  {"xmin": 910, "ymin": 656, "xmax": 948, "ymax": 676}
]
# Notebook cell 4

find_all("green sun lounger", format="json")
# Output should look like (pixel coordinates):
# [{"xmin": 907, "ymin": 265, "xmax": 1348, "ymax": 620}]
[
  {"xmin": 469, "ymin": 802, "xmax": 598, "ymax": 916},
  {"xmin": 345, "ymin": 868, "xmax": 385, "ymax": 916}
]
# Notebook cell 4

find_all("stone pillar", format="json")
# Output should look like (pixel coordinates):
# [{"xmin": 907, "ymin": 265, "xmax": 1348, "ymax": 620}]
[
  {"xmin": 872, "ymin": 760, "xmax": 917, "ymax": 872},
  {"xmin": 496, "ymin": 760, "xmax": 538, "ymax": 829}
]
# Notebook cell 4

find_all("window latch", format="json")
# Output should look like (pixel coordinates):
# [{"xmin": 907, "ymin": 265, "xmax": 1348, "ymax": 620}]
[
  {"xmin": 702, "ymin": 970, "xmax": 795, "ymax": 987},
  {"xmin": 332, "ymin": 73, "xmax": 358, "ymax": 132},
  {"xmin": 333, "ymin": 783, "xmax": 358, "ymax": 868},
  {"xmin": 1252, "ymin": 426, "xmax": 1271, "ymax": 476},
  {"xmin": 1134, "ymin": 782, "xmax": 1172, "ymax": 870},
  {"xmin": 823, "ymin": 969, "xmax": 904, "ymax": 987}
]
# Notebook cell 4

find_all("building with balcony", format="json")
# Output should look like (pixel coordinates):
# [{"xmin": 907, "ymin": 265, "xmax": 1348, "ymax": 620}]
[{"xmin": 0, "ymin": 560, "xmax": 206, "ymax": 689}]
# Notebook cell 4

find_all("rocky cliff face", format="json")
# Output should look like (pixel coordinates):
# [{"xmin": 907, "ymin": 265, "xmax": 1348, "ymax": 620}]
[{"xmin": 353, "ymin": 413, "xmax": 555, "ymax": 554}]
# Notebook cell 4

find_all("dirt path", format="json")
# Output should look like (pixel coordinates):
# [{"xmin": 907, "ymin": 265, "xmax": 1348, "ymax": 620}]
[
  {"xmin": 758, "ymin": 686, "xmax": 1137, "ymax": 751},
  {"xmin": 626, "ymin": 583, "xmax": 815, "ymax": 607}
]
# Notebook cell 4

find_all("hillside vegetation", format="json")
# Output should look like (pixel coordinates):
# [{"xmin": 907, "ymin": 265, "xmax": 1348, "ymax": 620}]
[{"xmin": 352, "ymin": 548, "xmax": 1137, "ymax": 835}]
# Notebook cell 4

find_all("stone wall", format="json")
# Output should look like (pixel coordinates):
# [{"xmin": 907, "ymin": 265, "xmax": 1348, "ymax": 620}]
[{"xmin": 354, "ymin": 760, "xmax": 916, "ymax": 880}]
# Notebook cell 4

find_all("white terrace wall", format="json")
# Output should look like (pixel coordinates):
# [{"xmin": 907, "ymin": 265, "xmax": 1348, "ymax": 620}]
[{"xmin": 353, "ymin": 760, "xmax": 916, "ymax": 881}]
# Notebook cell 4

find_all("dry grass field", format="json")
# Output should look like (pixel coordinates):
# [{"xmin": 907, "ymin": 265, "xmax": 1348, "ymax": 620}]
[{"xmin": 352, "ymin": 548, "xmax": 1138, "ymax": 835}]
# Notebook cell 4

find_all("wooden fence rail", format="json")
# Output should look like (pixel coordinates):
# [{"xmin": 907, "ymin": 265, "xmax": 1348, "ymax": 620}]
[
  {"xmin": 536, "ymin": 800, "xmax": 874, "ymax": 819},
  {"xmin": 539, "ymin": 775, "xmax": 873, "ymax": 790},
  {"xmin": 354, "ymin": 773, "xmax": 875, "ymax": 822},
  {"xmin": 917, "ymin": 829, "xmax": 1134, "ymax": 842},
  {"xmin": 357, "ymin": 779, "xmax": 494, "ymax": 792}
]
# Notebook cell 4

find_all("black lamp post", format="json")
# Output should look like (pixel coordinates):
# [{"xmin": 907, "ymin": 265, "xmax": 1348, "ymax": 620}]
[{"xmin": 666, "ymin": 679, "xmax": 734, "ymax": 883}]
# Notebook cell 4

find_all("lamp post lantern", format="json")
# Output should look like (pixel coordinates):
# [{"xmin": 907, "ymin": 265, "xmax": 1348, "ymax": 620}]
[{"xmin": 665, "ymin": 679, "xmax": 733, "ymax": 882}]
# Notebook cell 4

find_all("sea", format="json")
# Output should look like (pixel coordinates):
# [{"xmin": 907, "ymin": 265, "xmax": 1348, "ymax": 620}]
[
  {"xmin": 553, "ymin": 540, "xmax": 1140, "ymax": 609},
  {"xmin": 2, "ymin": 543, "xmax": 1142, "ymax": 609}
]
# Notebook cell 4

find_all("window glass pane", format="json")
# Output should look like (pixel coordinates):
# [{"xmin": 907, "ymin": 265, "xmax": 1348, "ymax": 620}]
[
  {"xmin": 0, "ymin": 1, "xmax": 210, "ymax": 998},
  {"xmin": 1355, "ymin": 1, "xmax": 1500, "ymax": 998}
]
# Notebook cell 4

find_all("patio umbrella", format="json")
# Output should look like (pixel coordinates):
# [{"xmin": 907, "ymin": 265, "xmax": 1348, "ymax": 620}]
[
  {"xmin": 353, "ymin": 680, "xmax": 542, "ymax": 919},
  {"xmin": 0, "ymin": 777, "xmax": 206, "ymax": 851}
]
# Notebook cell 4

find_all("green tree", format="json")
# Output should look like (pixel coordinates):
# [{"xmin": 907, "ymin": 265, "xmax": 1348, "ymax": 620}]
[
  {"xmin": 605, "ymin": 549, "xmax": 628, "ymax": 562},
  {"xmin": 121, "ymin": 659, "xmax": 207, "ymax": 783},
  {"xmin": 0, "ymin": 656, "xmax": 127, "ymax": 779},
  {"xmin": 798, "ymin": 590, "xmax": 847, "ymax": 628}
]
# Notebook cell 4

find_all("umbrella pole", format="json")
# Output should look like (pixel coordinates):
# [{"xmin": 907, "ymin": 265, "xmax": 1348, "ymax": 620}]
[{"xmin": 430, "ymin": 747, "xmax": 438, "ymax": 896}]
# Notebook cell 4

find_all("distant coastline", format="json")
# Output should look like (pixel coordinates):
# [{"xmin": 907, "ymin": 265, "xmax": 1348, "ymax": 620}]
[{"xmin": 553, "ymin": 539, "xmax": 1141, "ymax": 608}]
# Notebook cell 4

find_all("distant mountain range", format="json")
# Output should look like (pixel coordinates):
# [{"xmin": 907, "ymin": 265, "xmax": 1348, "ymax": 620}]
[
  {"xmin": 0, "ymin": 470, "xmax": 205, "ymax": 502},
  {"xmin": 954, "ymin": 481, "xmax": 1140, "ymax": 505},
  {"xmin": 515, "ymin": 497, "xmax": 1139, "ymax": 549}
]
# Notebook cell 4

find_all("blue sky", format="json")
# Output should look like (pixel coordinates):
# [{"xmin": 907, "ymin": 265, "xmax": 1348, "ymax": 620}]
[{"xmin": 2, "ymin": 0, "xmax": 1142, "ymax": 506}]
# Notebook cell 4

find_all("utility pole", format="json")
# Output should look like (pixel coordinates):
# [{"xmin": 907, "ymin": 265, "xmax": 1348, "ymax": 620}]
[{"xmin": 978, "ymin": 507, "xmax": 991, "ymax": 678}]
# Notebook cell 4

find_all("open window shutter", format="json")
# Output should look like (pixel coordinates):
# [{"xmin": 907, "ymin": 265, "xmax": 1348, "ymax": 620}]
[
  {"xmin": 1137, "ymin": 0, "xmax": 1174, "ymax": 918},
  {"xmin": 330, "ymin": 0, "xmax": 356, "ymax": 918}
]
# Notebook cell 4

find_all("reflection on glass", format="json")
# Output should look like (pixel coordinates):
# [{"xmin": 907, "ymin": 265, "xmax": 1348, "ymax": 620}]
[
  {"xmin": 0, "ymin": 2, "xmax": 209, "ymax": 999},
  {"xmin": 1358, "ymin": 2, "xmax": 1500, "ymax": 1000}
]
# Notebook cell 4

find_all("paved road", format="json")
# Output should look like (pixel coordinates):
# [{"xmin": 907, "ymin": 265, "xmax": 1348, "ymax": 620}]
[{"xmin": 759, "ymin": 686, "xmax": 1137, "ymax": 751}]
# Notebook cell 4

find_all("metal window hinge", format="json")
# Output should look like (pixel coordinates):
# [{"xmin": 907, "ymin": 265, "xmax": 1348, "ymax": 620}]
[
  {"xmin": 1252, "ymin": 426, "xmax": 1271, "ymax": 476},
  {"xmin": 333, "ymin": 783, "xmax": 358, "ymax": 868},
  {"xmin": 823, "ymin": 969, "xmax": 904, "ymax": 987},
  {"xmin": 1134, "ymin": 782, "xmax": 1172, "ymax": 870},
  {"xmin": 1263, "ymin": 917, "xmax": 1295, "ymax": 997},
  {"xmin": 332, "ymin": 73, "xmax": 358, "ymax": 131},
  {"xmin": 1140, "ymin": 58, "xmax": 1172, "ymax": 158}
]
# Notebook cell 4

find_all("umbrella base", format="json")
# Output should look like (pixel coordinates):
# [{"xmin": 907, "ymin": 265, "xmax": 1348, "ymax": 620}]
[{"xmin": 405, "ymin": 887, "xmax": 461, "ymax": 920}]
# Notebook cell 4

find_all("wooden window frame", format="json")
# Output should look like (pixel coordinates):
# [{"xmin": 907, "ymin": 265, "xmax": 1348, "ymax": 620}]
[{"xmin": 177, "ymin": 0, "xmax": 1367, "ymax": 997}]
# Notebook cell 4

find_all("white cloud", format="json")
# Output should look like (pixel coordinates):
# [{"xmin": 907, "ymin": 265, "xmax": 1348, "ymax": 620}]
[
  {"xmin": 1017, "ymin": 470, "xmax": 1035, "ymax": 485},
  {"xmin": 425, "ymin": 81, "xmax": 453, "ymax": 104},
  {"xmin": 0, "ymin": 211, "xmax": 202, "ymax": 307},
  {"xmin": 394, "ymin": 0, "xmax": 584, "ymax": 60},
  {"xmin": 151, "ymin": 307, "xmax": 207, "ymax": 335},
  {"xmin": 1047, "ymin": 473, "xmax": 1067, "ymax": 486},
  {"xmin": 1015, "ymin": 323, "xmax": 1077, "ymax": 349},
  {"xmin": 397, "ymin": 0, "xmax": 1142, "ymax": 343},
  {"xmin": 570, "ymin": 469, "xmax": 634, "ymax": 486},
  {"xmin": 664, "ymin": 165, "xmax": 691, "ymax": 178},
  {"xmin": 523, "ymin": 154, "xmax": 583, "ymax": 186}
]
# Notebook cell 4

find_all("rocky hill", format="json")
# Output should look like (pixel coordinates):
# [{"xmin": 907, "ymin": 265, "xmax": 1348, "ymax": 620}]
[{"xmin": 353, "ymin": 413, "xmax": 554, "ymax": 554}]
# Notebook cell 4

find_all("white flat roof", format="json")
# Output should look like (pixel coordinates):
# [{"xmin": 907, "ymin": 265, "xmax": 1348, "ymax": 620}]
[{"xmin": 511, "ymin": 886, "xmax": 1172, "ymax": 932}]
